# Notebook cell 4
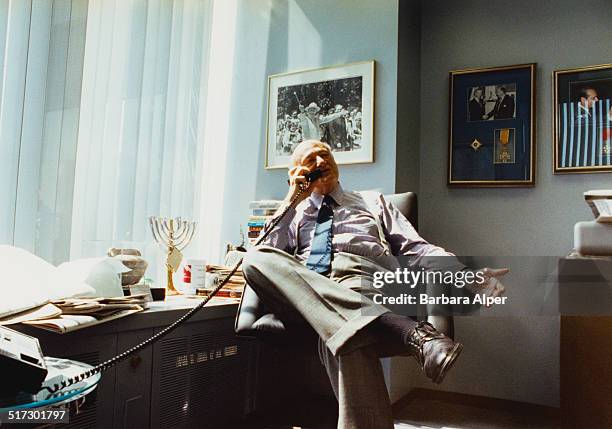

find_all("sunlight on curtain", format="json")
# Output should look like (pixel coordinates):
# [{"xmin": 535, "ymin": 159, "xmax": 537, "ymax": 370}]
[
  {"xmin": 0, "ymin": 0, "xmax": 87, "ymax": 265},
  {"xmin": 70, "ymin": 0, "xmax": 212, "ymax": 266},
  {"xmin": 196, "ymin": 0, "xmax": 237, "ymax": 264}
]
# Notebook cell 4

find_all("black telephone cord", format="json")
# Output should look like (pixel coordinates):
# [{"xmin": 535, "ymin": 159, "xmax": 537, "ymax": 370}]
[{"xmin": 44, "ymin": 183, "xmax": 309, "ymax": 394}]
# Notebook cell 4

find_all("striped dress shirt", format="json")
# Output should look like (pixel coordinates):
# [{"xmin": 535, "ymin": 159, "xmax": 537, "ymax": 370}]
[{"xmin": 261, "ymin": 183, "xmax": 456, "ymax": 262}]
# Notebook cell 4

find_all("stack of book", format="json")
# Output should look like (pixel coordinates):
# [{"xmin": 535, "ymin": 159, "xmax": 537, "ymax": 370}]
[
  {"xmin": 248, "ymin": 200, "xmax": 281, "ymax": 245},
  {"xmin": 200, "ymin": 264, "xmax": 246, "ymax": 299}
]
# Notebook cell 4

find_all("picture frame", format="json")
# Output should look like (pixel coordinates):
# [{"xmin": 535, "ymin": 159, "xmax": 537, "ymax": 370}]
[
  {"xmin": 448, "ymin": 63, "xmax": 536, "ymax": 187},
  {"xmin": 265, "ymin": 60, "xmax": 375, "ymax": 169},
  {"xmin": 553, "ymin": 63, "xmax": 612, "ymax": 174}
]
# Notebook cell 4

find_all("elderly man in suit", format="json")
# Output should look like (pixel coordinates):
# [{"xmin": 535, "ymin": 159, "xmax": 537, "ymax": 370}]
[
  {"xmin": 242, "ymin": 140, "xmax": 508, "ymax": 429},
  {"xmin": 485, "ymin": 86, "xmax": 515, "ymax": 120}
]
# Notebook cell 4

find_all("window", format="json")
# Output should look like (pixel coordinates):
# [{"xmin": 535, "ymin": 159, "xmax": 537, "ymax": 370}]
[
  {"xmin": 0, "ymin": 0, "xmax": 87, "ymax": 264},
  {"xmin": 1, "ymin": 0, "xmax": 212, "ymax": 266}
]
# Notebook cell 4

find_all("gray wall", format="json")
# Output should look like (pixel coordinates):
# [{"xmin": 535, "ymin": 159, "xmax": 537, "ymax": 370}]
[
  {"xmin": 220, "ymin": 0, "xmax": 400, "ymax": 251},
  {"xmin": 391, "ymin": 0, "xmax": 612, "ymax": 408},
  {"xmin": 419, "ymin": 0, "xmax": 612, "ymax": 258},
  {"xmin": 395, "ymin": 0, "xmax": 421, "ymax": 194}
]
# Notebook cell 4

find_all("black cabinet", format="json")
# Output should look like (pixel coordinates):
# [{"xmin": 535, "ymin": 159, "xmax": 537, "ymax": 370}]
[
  {"xmin": 151, "ymin": 319, "xmax": 253, "ymax": 428},
  {"xmin": 14, "ymin": 300, "xmax": 253, "ymax": 429}
]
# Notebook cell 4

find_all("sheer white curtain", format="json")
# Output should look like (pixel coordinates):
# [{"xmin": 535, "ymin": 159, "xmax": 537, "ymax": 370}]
[
  {"xmin": 1, "ymin": 0, "xmax": 214, "ymax": 271},
  {"xmin": 0, "ymin": 0, "xmax": 87, "ymax": 265},
  {"xmin": 70, "ymin": 0, "xmax": 212, "ymax": 263}
]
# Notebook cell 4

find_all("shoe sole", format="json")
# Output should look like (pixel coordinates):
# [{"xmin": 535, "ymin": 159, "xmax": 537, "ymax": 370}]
[{"xmin": 433, "ymin": 342, "xmax": 463, "ymax": 384}]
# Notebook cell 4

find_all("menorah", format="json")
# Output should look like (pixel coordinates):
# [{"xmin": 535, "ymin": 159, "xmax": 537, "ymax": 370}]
[{"xmin": 148, "ymin": 216, "xmax": 197, "ymax": 295}]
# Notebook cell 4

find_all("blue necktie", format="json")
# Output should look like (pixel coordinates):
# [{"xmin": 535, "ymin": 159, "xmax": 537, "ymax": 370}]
[{"xmin": 306, "ymin": 195, "xmax": 334, "ymax": 274}]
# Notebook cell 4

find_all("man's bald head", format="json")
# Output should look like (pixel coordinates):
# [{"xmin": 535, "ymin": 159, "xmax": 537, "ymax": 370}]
[
  {"xmin": 290, "ymin": 140, "xmax": 333, "ymax": 166},
  {"xmin": 289, "ymin": 140, "xmax": 339, "ymax": 195}
]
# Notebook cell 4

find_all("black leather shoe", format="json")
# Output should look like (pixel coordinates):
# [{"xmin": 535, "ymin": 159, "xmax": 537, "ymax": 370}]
[{"xmin": 407, "ymin": 321, "xmax": 463, "ymax": 384}]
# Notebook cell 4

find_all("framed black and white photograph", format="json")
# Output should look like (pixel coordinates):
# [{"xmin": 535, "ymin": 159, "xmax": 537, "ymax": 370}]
[
  {"xmin": 553, "ymin": 63, "xmax": 612, "ymax": 174},
  {"xmin": 448, "ymin": 63, "xmax": 536, "ymax": 187},
  {"xmin": 265, "ymin": 60, "xmax": 375, "ymax": 169},
  {"xmin": 467, "ymin": 84, "xmax": 517, "ymax": 122}
]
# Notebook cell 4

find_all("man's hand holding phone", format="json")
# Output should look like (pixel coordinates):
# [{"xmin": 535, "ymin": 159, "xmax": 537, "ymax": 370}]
[{"xmin": 285, "ymin": 166, "xmax": 318, "ymax": 205}]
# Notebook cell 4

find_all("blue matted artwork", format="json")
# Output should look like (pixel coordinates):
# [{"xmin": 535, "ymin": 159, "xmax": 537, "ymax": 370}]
[{"xmin": 448, "ymin": 63, "xmax": 536, "ymax": 187}]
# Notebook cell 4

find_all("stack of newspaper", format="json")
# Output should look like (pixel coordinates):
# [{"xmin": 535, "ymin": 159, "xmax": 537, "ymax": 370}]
[
  {"xmin": 20, "ymin": 294, "xmax": 148, "ymax": 334},
  {"xmin": 202, "ymin": 264, "xmax": 246, "ymax": 299},
  {"xmin": 0, "ymin": 246, "xmax": 149, "ymax": 333}
]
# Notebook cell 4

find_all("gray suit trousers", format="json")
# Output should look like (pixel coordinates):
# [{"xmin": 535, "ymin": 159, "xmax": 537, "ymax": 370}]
[{"xmin": 241, "ymin": 246, "xmax": 400, "ymax": 429}]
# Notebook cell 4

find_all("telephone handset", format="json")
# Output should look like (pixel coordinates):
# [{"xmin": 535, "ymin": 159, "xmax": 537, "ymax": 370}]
[
  {"xmin": 287, "ymin": 168, "xmax": 323, "ymax": 186},
  {"xmin": 44, "ymin": 169, "xmax": 325, "ymax": 394},
  {"xmin": 305, "ymin": 168, "xmax": 323, "ymax": 183}
]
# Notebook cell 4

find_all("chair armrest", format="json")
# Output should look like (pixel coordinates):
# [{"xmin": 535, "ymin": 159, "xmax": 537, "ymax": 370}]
[
  {"xmin": 234, "ymin": 283, "xmax": 265, "ymax": 336},
  {"xmin": 234, "ymin": 283, "xmax": 295, "ymax": 343}
]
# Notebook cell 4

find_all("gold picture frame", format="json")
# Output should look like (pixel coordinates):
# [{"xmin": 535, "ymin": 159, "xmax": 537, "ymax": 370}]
[
  {"xmin": 448, "ymin": 63, "xmax": 536, "ymax": 187},
  {"xmin": 553, "ymin": 63, "xmax": 612, "ymax": 174},
  {"xmin": 265, "ymin": 60, "xmax": 375, "ymax": 169}
]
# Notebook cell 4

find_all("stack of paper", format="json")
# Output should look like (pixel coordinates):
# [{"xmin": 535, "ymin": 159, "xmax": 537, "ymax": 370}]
[
  {"xmin": 51, "ymin": 294, "xmax": 148, "ymax": 317},
  {"xmin": 205, "ymin": 264, "xmax": 246, "ymax": 298},
  {"xmin": 19, "ymin": 295, "xmax": 148, "ymax": 334}
]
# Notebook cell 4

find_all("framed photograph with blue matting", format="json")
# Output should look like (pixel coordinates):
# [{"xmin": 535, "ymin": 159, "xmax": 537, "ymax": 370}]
[
  {"xmin": 553, "ymin": 63, "xmax": 612, "ymax": 174},
  {"xmin": 448, "ymin": 63, "xmax": 536, "ymax": 187}
]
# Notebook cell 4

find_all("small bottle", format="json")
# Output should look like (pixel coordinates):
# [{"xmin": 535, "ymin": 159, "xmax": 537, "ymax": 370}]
[{"xmin": 183, "ymin": 259, "xmax": 206, "ymax": 294}]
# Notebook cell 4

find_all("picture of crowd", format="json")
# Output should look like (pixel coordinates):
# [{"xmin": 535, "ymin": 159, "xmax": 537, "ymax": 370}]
[{"xmin": 274, "ymin": 76, "xmax": 364, "ymax": 156}]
